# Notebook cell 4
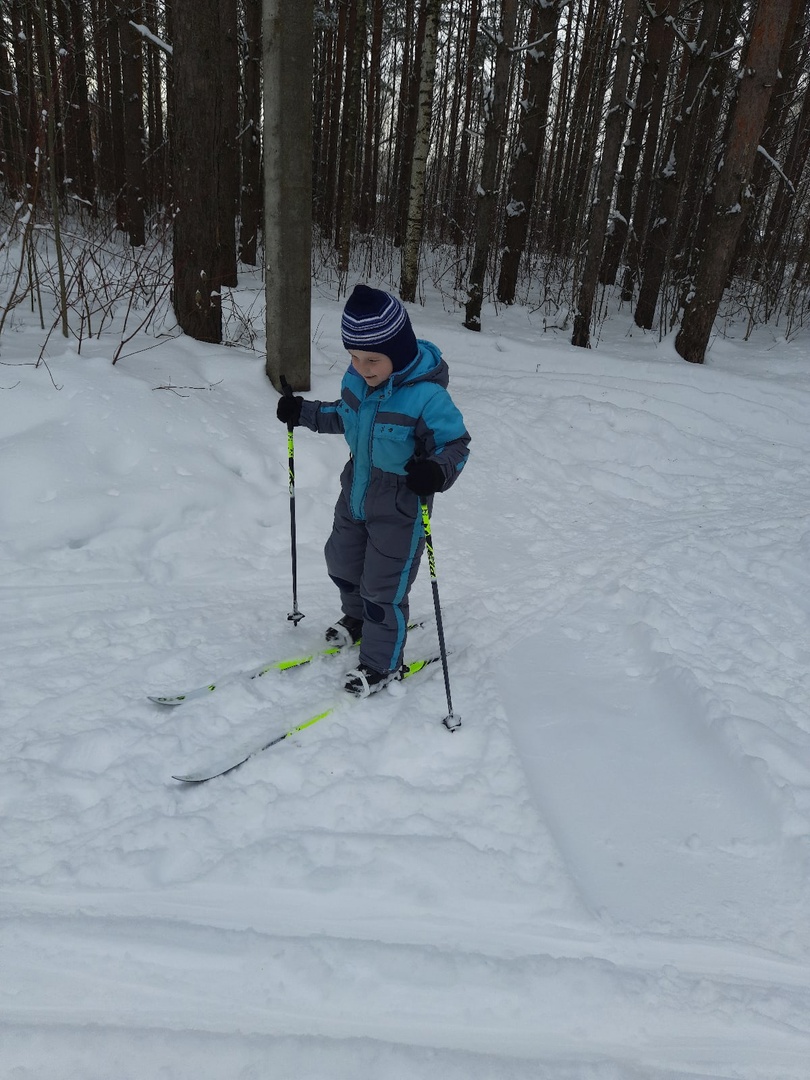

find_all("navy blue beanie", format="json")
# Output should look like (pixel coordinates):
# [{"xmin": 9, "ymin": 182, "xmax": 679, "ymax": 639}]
[{"xmin": 341, "ymin": 285, "xmax": 418, "ymax": 372}]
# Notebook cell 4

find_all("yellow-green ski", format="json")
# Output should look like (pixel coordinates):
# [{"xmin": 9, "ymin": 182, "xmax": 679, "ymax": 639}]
[
  {"xmin": 171, "ymin": 654, "xmax": 442, "ymax": 784},
  {"xmin": 149, "ymin": 621, "xmax": 425, "ymax": 706}
]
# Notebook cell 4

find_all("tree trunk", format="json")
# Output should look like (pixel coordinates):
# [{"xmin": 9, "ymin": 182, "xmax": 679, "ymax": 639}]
[
  {"xmin": 263, "ymin": 0, "xmax": 313, "ymax": 390},
  {"xmin": 0, "ymin": 40, "xmax": 24, "ymax": 196},
  {"xmin": 163, "ymin": 0, "xmax": 173, "ymax": 204},
  {"xmin": 450, "ymin": 0, "xmax": 479, "ymax": 249},
  {"xmin": 675, "ymin": 0, "xmax": 795, "ymax": 363},
  {"xmin": 53, "ymin": 0, "xmax": 81, "ymax": 203},
  {"xmin": 394, "ymin": 0, "xmax": 426, "ymax": 248},
  {"xmin": 599, "ymin": 0, "xmax": 676, "ymax": 287},
  {"xmin": 358, "ymin": 0, "xmax": 383, "ymax": 234},
  {"xmin": 435, "ymin": 0, "xmax": 462, "ymax": 241},
  {"xmin": 633, "ymin": 0, "xmax": 724, "ymax": 329},
  {"xmin": 311, "ymin": 2, "xmax": 329, "ymax": 223},
  {"xmin": 67, "ymin": 0, "xmax": 98, "ymax": 212},
  {"xmin": 218, "ymin": 0, "xmax": 239, "ymax": 287},
  {"xmin": 118, "ymin": 3, "xmax": 146, "ymax": 246},
  {"xmin": 734, "ymin": 0, "xmax": 805, "ymax": 282},
  {"xmin": 496, "ymin": 0, "xmax": 564, "ymax": 305},
  {"xmin": 424, "ymin": 1, "xmax": 452, "ymax": 241},
  {"xmin": 317, "ymin": 0, "xmax": 346, "ymax": 233},
  {"xmin": 105, "ymin": 0, "xmax": 128, "ymax": 228},
  {"xmin": 239, "ymin": 0, "xmax": 263, "ymax": 265},
  {"xmin": 172, "ymin": 0, "xmax": 230, "ymax": 342},
  {"xmin": 537, "ymin": 0, "xmax": 575, "ymax": 256},
  {"xmin": 90, "ymin": 0, "xmax": 113, "ymax": 199},
  {"xmin": 36, "ymin": 0, "xmax": 67, "ymax": 196},
  {"xmin": 430, "ymin": 0, "xmax": 457, "ymax": 241},
  {"xmin": 143, "ymin": 0, "xmax": 166, "ymax": 211},
  {"xmin": 400, "ymin": 0, "xmax": 441, "ymax": 302},
  {"xmin": 672, "ymin": 10, "xmax": 738, "ymax": 315},
  {"xmin": 335, "ymin": 0, "xmax": 366, "ymax": 273},
  {"xmin": 759, "ymin": 65, "xmax": 810, "ymax": 296},
  {"xmin": 621, "ymin": 4, "xmax": 689, "ymax": 303},
  {"xmin": 35, "ymin": 0, "xmax": 68, "ymax": 336},
  {"xmin": 572, "ymin": 0, "xmax": 641, "ymax": 348},
  {"xmin": 549, "ymin": 0, "xmax": 610, "ymax": 257},
  {"xmin": 9, "ymin": 0, "xmax": 36, "ymax": 198},
  {"xmin": 463, "ymin": 0, "xmax": 518, "ymax": 331}
]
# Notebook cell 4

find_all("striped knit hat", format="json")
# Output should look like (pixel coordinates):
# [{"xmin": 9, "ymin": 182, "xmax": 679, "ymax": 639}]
[{"xmin": 341, "ymin": 285, "xmax": 418, "ymax": 372}]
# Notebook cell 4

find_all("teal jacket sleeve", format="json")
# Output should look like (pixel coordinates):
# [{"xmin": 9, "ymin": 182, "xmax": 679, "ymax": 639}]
[
  {"xmin": 299, "ymin": 399, "xmax": 345, "ymax": 435},
  {"xmin": 414, "ymin": 387, "xmax": 470, "ymax": 491}
]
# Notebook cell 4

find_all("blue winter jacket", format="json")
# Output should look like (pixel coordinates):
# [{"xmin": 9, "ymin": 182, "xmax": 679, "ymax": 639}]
[{"xmin": 299, "ymin": 340, "xmax": 470, "ymax": 521}]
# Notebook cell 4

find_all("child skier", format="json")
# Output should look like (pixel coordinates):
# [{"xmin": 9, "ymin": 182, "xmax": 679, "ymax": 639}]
[{"xmin": 276, "ymin": 284, "xmax": 470, "ymax": 698}]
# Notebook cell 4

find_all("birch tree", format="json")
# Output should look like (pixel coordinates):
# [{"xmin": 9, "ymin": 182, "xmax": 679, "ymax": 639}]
[
  {"xmin": 394, "ymin": 0, "xmax": 426, "ymax": 249},
  {"xmin": 400, "ymin": 0, "xmax": 441, "ymax": 303}
]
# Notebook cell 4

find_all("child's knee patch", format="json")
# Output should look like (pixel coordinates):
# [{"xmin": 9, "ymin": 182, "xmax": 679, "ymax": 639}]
[
  {"xmin": 363, "ymin": 599, "xmax": 386, "ymax": 624},
  {"xmin": 329, "ymin": 574, "xmax": 357, "ymax": 593}
]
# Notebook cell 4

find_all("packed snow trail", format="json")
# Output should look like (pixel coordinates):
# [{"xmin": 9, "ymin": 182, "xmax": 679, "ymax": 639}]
[
  {"xmin": 4, "ymin": 905, "xmax": 810, "ymax": 1077},
  {"xmin": 500, "ymin": 624, "xmax": 802, "ymax": 943},
  {"xmin": 2, "ymin": 283, "xmax": 810, "ymax": 1078}
]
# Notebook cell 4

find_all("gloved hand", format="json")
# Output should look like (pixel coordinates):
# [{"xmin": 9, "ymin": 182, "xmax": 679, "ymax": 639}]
[
  {"xmin": 405, "ymin": 458, "xmax": 445, "ymax": 496},
  {"xmin": 277, "ymin": 394, "xmax": 303, "ymax": 427}
]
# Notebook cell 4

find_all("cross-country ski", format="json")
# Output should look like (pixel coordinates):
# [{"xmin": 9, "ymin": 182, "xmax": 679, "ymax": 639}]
[{"xmin": 171, "ymin": 655, "xmax": 445, "ymax": 783}]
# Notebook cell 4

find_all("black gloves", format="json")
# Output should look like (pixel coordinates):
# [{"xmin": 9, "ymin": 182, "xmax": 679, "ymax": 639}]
[
  {"xmin": 405, "ymin": 458, "xmax": 445, "ymax": 496},
  {"xmin": 276, "ymin": 394, "xmax": 303, "ymax": 427}
]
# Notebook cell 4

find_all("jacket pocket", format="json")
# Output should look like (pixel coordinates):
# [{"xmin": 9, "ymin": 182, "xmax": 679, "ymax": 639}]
[{"xmin": 372, "ymin": 422, "xmax": 413, "ymax": 474}]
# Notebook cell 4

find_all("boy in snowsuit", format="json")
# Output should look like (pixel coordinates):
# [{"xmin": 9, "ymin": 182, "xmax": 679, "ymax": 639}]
[{"xmin": 276, "ymin": 284, "xmax": 470, "ymax": 697}]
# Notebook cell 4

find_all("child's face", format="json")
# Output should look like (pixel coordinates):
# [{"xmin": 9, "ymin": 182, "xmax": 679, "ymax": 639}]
[{"xmin": 349, "ymin": 350, "xmax": 394, "ymax": 387}]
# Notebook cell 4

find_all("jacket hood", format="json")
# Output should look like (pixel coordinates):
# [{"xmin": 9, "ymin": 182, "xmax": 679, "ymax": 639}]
[{"xmin": 391, "ymin": 340, "xmax": 449, "ymax": 390}]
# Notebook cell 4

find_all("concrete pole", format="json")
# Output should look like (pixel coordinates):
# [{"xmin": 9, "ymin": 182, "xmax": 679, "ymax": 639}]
[{"xmin": 264, "ymin": 0, "xmax": 313, "ymax": 391}]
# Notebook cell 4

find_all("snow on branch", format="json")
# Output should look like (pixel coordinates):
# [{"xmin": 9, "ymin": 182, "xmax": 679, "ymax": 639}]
[
  {"xmin": 756, "ymin": 145, "xmax": 795, "ymax": 194},
  {"xmin": 129, "ymin": 22, "xmax": 172, "ymax": 56},
  {"xmin": 510, "ymin": 31, "xmax": 554, "ymax": 55}
]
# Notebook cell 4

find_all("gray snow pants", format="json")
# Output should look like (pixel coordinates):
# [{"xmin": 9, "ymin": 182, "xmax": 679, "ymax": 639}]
[{"xmin": 325, "ymin": 485, "xmax": 427, "ymax": 674}]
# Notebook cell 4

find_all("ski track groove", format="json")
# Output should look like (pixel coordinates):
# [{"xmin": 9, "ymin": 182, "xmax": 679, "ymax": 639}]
[{"xmin": 4, "ymin": 914, "xmax": 810, "ymax": 1080}]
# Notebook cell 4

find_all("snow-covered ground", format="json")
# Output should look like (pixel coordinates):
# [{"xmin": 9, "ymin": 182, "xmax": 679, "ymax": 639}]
[{"xmin": 2, "ymin": 266, "xmax": 810, "ymax": 1079}]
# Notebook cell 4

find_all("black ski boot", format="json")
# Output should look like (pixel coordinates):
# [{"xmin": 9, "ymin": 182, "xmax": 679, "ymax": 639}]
[
  {"xmin": 325, "ymin": 615, "xmax": 363, "ymax": 649},
  {"xmin": 343, "ymin": 662, "xmax": 404, "ymax": 698}
]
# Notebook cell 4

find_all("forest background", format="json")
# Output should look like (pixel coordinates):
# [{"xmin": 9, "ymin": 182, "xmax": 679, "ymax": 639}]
[{"xmin": 0, "ymin": 0, "xmax": 809, "ymax": 369}]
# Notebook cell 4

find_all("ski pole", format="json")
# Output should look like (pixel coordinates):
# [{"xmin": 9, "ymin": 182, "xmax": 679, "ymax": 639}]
[
  {"xmin": 280, "ymin": 376, "xmax": 304, "ymax": 627},
  {"xmin": 420, "ymin": 499, "xmax": 461, "ymax": 731}
]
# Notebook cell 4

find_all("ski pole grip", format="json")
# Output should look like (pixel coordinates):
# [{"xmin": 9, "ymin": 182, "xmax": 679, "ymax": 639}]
[{"xmin": 280, "ymin": 375, "xmax": 295, "ymax": 432}]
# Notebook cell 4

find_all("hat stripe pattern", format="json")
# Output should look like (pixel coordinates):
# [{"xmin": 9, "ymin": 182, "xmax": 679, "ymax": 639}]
[{"xmin": 341, "ymin": 294, "xmax": 408, "ymax": 349}]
